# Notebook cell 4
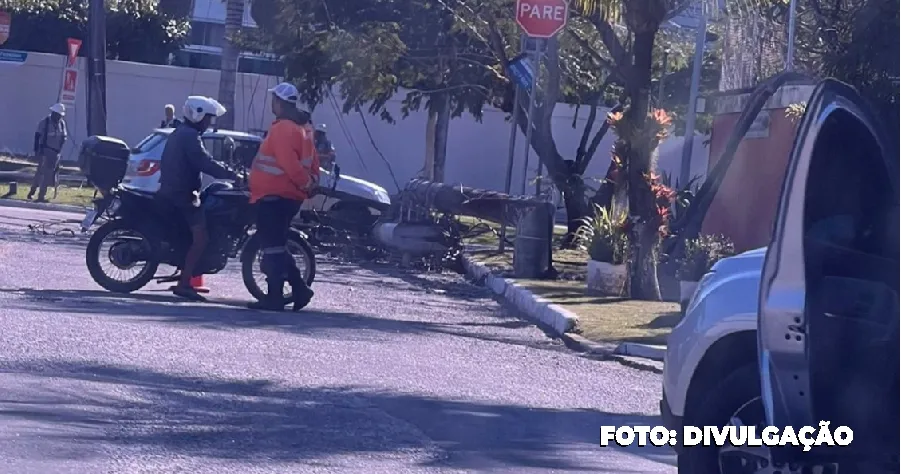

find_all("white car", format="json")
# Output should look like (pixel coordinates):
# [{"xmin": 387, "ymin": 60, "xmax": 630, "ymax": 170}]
[
  {"xmin": 121, "ymin": 128, "xmax": 391, "ymax": 217},
  {"xmin": 662, "ymin": 78, "xmax": 898, "ymax": 473}
]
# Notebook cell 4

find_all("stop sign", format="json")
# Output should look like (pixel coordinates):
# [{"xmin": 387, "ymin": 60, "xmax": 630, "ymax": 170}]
[{"xmin": 515, "ymin": 0, "xmax": 569, "ymax": 38}]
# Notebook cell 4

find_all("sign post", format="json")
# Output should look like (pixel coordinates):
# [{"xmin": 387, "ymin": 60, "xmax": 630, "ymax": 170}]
[
  {"xmin": 500, "ymin": 38, "xmax": 531, "ymax": 251},
  {"xmin": 0, "ymin": 11, "xmax": 10, "ymax": 46},
  {"xmin": 58, "ymin": 38, "xmax": 82, "ymax": 106},
  {"xmin": 513, "ymin": 0, "xmax": 568, "ymax": 196}
]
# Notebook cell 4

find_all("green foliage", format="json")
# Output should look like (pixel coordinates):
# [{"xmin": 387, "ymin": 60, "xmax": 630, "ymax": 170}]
[
  {"xmin": 785, "ymin": 102, "xmax": 807, "ymax": 123},
  {"xmin": 247, "ymin": 0, "xmax": 511, "ymax": 122},
  {"xmin": 757, "ymin": 0, "xmax": 898, "ymax": 127},
  {"xmin": 0, "ymin": 0, "xmax": 189, "ymax": 65},
  {"xmin": 576, "ymin": 204, "xmax": 629, "ymax": 264},
  {"xmin": 677, "ymin": 234, "xmax": 735, "ymax": 281}
]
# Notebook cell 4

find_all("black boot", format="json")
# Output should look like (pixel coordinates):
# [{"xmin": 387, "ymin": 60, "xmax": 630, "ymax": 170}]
[
  {"xmin": 247, "ymin": 278, "xmax": 287, "ymax": 311},
  {"xmin": 286, "ymin": 266, "xmax": 314, "ymax": 311},
  {"xmin": 291, "ymin": 282, "xmax": 314, "ymax": 312}
]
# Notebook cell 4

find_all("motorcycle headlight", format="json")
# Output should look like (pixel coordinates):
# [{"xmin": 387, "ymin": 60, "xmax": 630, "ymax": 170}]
[{"xmin": 374, "ymin": 189, "xmax": 391, "ymax": 204}]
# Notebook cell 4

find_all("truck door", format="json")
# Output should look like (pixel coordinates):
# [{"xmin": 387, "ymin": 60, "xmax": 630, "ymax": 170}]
[{"xmin": 757, "ymin": 78, "xmax": 898, "ymax": 464}]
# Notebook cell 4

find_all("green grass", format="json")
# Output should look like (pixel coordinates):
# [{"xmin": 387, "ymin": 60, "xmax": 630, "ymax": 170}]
[
  {"xmin": 0, "ymin": 155, "xmax": 81, "ymax": 175},
  {"xmin": 516, "ymin": 279, "xmax": 679, "ymax": 345},
  {"xmin": 0, "ymin": 181, "xmax": 95, "ymax": 207},
  {"xmin": 463, "ymin": 214, "xmax": 679, "ymax": 346}
]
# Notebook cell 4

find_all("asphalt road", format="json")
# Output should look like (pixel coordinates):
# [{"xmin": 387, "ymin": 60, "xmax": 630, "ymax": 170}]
[{"xmin": 0, "ymin": 206, "xmax": 676, "ymax": 473}]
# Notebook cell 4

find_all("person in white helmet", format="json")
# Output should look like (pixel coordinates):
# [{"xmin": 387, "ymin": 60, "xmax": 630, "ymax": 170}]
[
  {"xmin": 157, "ymin": 96, "xmax": 239, "ymax": 301},
  {"xmin": 27, "ymin": 103, "xmax": 68, "ymax": 202}
]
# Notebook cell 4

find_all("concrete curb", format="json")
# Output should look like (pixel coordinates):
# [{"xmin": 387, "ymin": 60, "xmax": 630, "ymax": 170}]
[
  {"xmin": 614, "ymin": 342, "xmax": 666, "ymax": 361},
  {"xmin": 462, "ymin": 254, "xmax": 667, "ymax": 368},
  {"xmin": 461, "ymin": 254, "xmax": 577, "ymax": 335},
  {"xmin": 0, "ymin": 198, "xmax": 87, "ymax": 214}
]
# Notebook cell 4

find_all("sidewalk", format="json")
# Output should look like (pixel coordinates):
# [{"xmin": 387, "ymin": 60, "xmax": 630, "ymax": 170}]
[{"xmin": 462, "ymin": 248, "xmax": 674, "ymax": 369}]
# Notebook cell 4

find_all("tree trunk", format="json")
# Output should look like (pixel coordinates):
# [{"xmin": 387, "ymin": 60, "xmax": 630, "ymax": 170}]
[
  {"xmin": 626, "ymin": 29, "xmax": 662, "ymax": 301},
  {"xmin": 432, "ymin": 91, "xmax": 451, "ymax": 183},
  {"xmin": 217, "ymin": 0, "xmax": 243, "ymax": 130}
]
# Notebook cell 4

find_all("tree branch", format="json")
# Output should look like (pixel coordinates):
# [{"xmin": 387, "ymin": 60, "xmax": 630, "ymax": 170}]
[
  {"xmin": 565, "ymin": 29, "xmax": 628, "ymax": 83},
  {"xmin": 575, "ymin": 91, "xmax": 602, "ymax": 166},
  {"xmin": 579, "ymin": 102, "xmax": 623, "ymax": 174},
  {"xmin": 585, "ymin": 14, "xmax": 630, "ymax": 70}
]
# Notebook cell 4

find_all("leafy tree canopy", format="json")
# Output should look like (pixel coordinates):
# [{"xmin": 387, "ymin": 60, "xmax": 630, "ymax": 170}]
[{"xmin": 0, "ymin": 0, "xmax": 190, "ymax": 65}]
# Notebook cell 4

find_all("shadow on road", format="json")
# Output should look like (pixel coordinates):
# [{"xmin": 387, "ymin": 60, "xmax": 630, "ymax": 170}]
[
  {"xmin": 0, "ymin": 288, "xmax": 566, "ymax": 353},
  {"xmin": 0, "ymin": 360, "xmax": 674, "ymax": 471}
]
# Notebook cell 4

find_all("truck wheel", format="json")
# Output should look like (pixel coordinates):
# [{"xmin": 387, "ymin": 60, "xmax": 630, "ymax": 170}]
[{"xmin": 678, "ymin": 364, "xmax": 763, "ymax": 474}]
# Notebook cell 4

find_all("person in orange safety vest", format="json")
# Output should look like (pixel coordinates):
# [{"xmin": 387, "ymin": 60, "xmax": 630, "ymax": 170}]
[{"xmin": 247, "ymin": 82, "xmax": 319, "ymax": 311}]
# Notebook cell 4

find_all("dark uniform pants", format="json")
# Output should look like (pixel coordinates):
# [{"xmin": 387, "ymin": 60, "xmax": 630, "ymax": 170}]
[
  {"xmin": 28, "ymin": 150, "xmax": 60, "ymax": 199},
  {"xmin": 256, "ymin": 196, "xmax": 306, "ymax": 299}
]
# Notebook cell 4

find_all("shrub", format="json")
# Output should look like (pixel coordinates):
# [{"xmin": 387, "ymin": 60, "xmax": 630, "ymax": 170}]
[
  {"xmin": 678, "ymin": 234, "xmax": 736, "ymax": 281},
  {"xmin": 575, "ymin": 204, "xmax": 628, "ymax": 265}
]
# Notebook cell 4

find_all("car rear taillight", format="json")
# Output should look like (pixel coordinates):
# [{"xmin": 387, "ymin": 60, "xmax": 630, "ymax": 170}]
[{"xmin": 135, "ymin": 159, "xmax": 161, "ymax": 177}]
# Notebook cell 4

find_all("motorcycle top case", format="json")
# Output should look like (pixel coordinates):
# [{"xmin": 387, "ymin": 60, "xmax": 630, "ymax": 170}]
[{"xmin": 79, "ymin": 135, "xmax": 130, "ymax": 192}]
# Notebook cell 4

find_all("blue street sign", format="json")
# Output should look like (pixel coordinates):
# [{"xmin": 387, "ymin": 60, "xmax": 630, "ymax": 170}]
[
  {"xmin": 0, "ymin": 49, "xmax": 27, "ymax": 65},
  {"xmin": 507, "ymin": 54, "xmax": 535, "ymax": 93}
]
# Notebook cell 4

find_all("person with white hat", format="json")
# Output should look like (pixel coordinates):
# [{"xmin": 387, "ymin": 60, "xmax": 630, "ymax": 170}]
[
  {"xmin": 27, "ymin": 103, "xmax": 68, "ymax": 202},
  {"xmin": 246, "ymin": 82, "xmax": 318, "ymax": 311}
]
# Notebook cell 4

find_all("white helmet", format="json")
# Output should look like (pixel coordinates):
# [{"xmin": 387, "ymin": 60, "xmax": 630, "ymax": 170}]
[
  {"xmin": 182, "ymin": 96, "xmax": 226, "ymax": 123},
  {"xmin": 49, "ymin": 103, "xmax": 66, "ymax": 116},
  {"xmin": 314, "ymin": 123, "xmax": 327, "ymax": 132}
]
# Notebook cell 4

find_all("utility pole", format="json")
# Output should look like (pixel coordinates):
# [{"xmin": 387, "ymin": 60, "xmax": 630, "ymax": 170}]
[
  {"xmin": 86, "ymin": 0, "xmax": 107, "ymax": 136},
  {"xmin": 786, "ymin": 0, "xmax": 798, "ymax": 70},
  {"xmin": 678, "ymin": 8, "xmax": 707, "ymax": 187}
]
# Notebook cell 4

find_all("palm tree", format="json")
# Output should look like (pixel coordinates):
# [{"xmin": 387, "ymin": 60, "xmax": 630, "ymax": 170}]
[{"xmin": 217, "ymin": 0, "xmax": 245, "ymax": 130}]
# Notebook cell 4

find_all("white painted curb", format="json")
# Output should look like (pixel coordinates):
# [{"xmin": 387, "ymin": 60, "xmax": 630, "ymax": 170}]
[
  {"xmin": 613, "ymin": 342, "xmax": 666, "ymax": 361},
  {"xmin": 462, "ymin": 254, "xmax": 577, "ymax": 335}
]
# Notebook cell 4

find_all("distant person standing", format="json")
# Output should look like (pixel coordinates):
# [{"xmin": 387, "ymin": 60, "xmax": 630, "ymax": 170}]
[
  {"xmin": 313, "ymin": 124, "xmax": 336, "ymax": 170},
  {"xmin": 160, "ymin": 104, "xmax": 182, "ymax": 128},
  {"xmin": 27, "ymin": 103, "xmax": 68, "ymax": 203}
]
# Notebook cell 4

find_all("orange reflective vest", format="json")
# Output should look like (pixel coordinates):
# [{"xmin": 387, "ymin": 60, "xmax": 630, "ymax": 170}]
[{"xmin": 249, "ymin": 119, "xmax": 320, "ymax": 203}]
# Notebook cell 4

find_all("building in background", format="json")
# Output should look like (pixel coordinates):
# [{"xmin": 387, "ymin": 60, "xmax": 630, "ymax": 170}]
[{"xmin": 170, "ymin": 0, "xmax": 283, "ymax": 76}]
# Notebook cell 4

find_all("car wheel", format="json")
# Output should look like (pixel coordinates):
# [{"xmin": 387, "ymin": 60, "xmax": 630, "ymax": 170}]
[{"xmin": 678, "ymin": 363, "xmax": 770, "ymax": 474}]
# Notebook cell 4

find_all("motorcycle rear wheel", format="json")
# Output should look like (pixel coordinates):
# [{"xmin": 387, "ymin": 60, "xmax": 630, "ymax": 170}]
[
  {"xmin": 241, "ymin": 231, "xmax": 316, "ymax": 304},
  {"xmin": 86, "ymin": 220, "xmax": 159, "ymax": 294}
]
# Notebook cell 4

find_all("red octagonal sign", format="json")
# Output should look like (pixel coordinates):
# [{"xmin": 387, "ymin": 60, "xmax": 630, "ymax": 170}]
[{"xmin": 515, "ymin": 0, "xmax": 569, "ymax": 38}]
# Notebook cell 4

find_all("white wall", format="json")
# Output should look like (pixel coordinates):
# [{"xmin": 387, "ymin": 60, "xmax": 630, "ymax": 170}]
[{"xmin": 0, "ymin": 51, "xmax": 711, "ymax": 195}]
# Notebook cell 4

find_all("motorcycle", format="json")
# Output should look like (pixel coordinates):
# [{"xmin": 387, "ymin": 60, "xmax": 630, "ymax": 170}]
[{"xmin": 79, "ymin": 135, "xmax": 316, "ymax": 304}]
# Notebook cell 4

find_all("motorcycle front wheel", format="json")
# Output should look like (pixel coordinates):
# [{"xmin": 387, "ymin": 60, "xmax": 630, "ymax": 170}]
[
  {"xmin": 240, "ymin": 231, "xmax": 316, "ymax": 304},
  {"xmin": 86, "ymin": 220, "xmax": 159, "ymax": 294}
]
